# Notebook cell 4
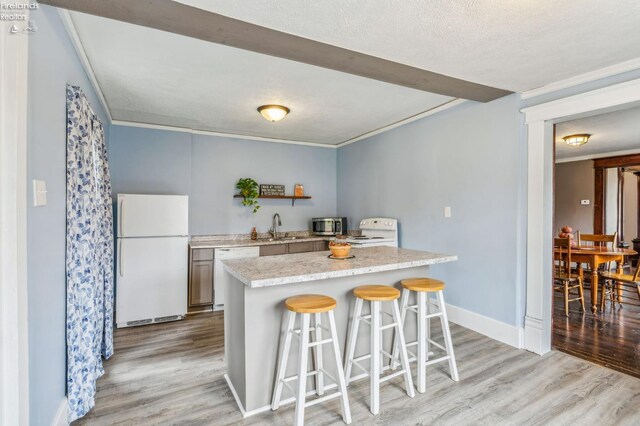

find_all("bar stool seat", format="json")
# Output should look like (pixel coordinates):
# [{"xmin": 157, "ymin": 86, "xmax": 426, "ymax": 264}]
[
  {"xmin": 285, "ymin": 295, "xmax": 337, "ymax": 313},
  {"xmin": 353, "ymin": 285, "xmax": 400, "ymax": 301},
  {"xmin": 272, "ymin": 294, "xmax": 351, "ymax": 426},
  {"xmin": 344, "ymin": 285, "xmax": 414, "ymax": 415},
  {"xmin": 392, "ymin": 278, "xmax": 459, "ymax": 394},
  {"xmin": 401, "ymin": 278, "xmax": 445, "ymax": 292}
]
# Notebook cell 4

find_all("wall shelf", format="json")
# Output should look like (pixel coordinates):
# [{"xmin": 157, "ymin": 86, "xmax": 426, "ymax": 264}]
[{"xmin": 234, "ymin": 194, "xmax": 312, "ymax": 206}]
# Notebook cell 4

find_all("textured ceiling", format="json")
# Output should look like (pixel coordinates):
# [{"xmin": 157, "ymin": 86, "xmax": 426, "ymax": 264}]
[
  {"xmin": 69, "ymin": 12, "xmax": 453, "ymax": 145},
  {"xmin": 556, "ymin": 106, "xmax": 640, "ymax": 160},
  {"xmin": 179, "ymin": 0, "xmax": 640, "ymax": 92}
]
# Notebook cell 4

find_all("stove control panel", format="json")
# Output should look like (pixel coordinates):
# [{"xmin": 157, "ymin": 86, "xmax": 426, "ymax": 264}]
[{"xmin": 359, "ymin": 218, "xmax": 397, "ymax": 230}]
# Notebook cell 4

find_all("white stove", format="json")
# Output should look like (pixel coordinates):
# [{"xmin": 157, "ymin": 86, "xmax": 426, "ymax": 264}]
[{"xmin": 344, "ymin": 218, "xmax": 398, "ymax": 247}]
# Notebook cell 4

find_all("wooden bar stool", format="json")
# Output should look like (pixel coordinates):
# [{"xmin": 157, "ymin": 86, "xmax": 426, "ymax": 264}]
[
  {"xmin": 392, "ymin": 278, "xmax": 459, "ymax": 393},
  {"xmin": 343, "ymin": 285, "xmax": 415, "ymax": 415},
  {"xmin": 272, "ymin": 294, "xmax": 351, "ymax": 426}
]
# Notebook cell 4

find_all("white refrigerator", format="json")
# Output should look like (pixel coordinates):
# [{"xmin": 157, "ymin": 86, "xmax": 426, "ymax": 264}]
[{"xmin": 115, "ymin": 194, "xmax": 189, "ymax": 328}]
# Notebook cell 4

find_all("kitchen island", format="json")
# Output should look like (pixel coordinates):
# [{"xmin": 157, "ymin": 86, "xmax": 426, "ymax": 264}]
[{"xmin": 221, "ymin": 246, "xmax": 457, "ymax": 417}]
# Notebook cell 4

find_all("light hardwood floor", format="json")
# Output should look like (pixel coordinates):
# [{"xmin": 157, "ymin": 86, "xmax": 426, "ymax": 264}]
[{"xmin": 74, "ymin": 312, "xmax": 640, "ymax": 425}]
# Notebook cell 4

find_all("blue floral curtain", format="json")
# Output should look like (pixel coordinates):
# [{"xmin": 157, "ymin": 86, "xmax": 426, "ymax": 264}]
[{"xmin": 65, "ymin": 85, "xmax": 114, "ymax": 422}]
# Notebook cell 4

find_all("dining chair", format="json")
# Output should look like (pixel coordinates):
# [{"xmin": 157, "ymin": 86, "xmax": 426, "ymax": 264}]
[
  {"xmin": 554, "ymin": 237, "xmax": 586, "ymax": 317},
  {"xmin": 599, "ymin": 258, "xmax": 640, "ymax": 310},
  {"xmin": 576, "ymin": 232, "xmax": 618, "ymax": 275}
]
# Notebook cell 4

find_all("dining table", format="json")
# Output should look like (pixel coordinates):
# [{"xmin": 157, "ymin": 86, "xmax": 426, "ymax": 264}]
[{"xmin": 554, "ymin": 245, "xmax": 637, "ymax": 313}]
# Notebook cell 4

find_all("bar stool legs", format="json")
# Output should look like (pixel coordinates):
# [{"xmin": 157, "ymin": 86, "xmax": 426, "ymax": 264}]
[
  {"xmin": 344, "ymin": 285, "xmax": 415, "ymax": 415},
  {"xmin": 272, "ymin": 295, "xmax": 351, "ymax": 426},
  {"xmin": 392, "ymin": 278, "xmax": 459, "ymax": 393}
]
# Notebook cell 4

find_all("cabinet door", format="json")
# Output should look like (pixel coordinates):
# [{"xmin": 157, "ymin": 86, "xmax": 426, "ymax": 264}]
[
  {"xmin": 260, "ymin": 244, "xmax": 288, "ymax": 256},
  {"xmin": 314, "ymin": 240, "xmax": 329, "ymax": 251},
  {"xmin": 288, "ymin": 241, "xmax": 315, "ymax": 254},
  {"xmin": 190, "ymin": 260, "xmax": 213, "ymax": 306}
]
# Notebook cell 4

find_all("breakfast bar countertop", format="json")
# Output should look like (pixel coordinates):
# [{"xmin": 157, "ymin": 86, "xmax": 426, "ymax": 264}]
[{"xmin": 221, "ymin": 246, "xmax": 457, "ymax": 288}]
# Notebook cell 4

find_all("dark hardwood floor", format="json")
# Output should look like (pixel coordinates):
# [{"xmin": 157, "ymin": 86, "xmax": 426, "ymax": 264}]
[{"xmin": 552, "ymin": 282, "xmax": 640, "ymax": 378}]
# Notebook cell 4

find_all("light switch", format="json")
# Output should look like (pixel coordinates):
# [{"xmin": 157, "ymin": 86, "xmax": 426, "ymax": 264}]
[
  {"xmin": 33, "ymin": 180, "xmax": 47, "ymax": 207},
  {"xmin": 444, "ymin": 206, "xmax": 451, "ymax": 218},
  {"xmin": 580, "ymin": 199, "xmax": 590, "ymax": 205}
]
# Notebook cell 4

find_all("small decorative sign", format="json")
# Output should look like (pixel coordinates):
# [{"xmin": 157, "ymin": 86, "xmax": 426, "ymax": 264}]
[
  {"xmin": 294, "ymin": 184, "xmax": 304, "ymax": 197},
  {"xmin": 260, "ymin": 184, "xmax": 285, "ymax": 196}
]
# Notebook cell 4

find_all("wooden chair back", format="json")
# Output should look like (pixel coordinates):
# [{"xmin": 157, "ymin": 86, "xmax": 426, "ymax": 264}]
[
  {"xmin": 554, "ymin": 237, "xmax": 572, "ymax": 276},
  {"xmin": 577, "ymin": 232, "xmax": 617, "ymax": 249},
  {"xmin": 632, "ymin": 257, "xmax": 640, "ymax": 282}
]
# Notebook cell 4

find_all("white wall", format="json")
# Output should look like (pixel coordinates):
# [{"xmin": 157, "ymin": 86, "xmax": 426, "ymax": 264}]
[{"xmin": 338, "ymin": 95, "xmax": 526, "ymax": 327}]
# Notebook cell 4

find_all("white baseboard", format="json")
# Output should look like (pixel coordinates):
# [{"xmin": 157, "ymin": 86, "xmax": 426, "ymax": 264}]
[
  {"xmin": 51, "ymin": 398, "xmax": 68, "ymax": 426},
  {"xmin": 446, "ymin": 303, "xmax": 524, "ymax": 349},
  {"xmin": 524, "ymin": 315, "xmax": 548, "ymax": 355}
]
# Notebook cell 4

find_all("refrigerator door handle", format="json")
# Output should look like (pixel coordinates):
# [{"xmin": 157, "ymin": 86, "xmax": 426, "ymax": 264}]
[
  {"xmin": 119, "ymin": 239, "xmax": 124, "ymax": 277},
  {"xmin": 119, "ymin": 197, "xmax": 124, "ymax": 237}
]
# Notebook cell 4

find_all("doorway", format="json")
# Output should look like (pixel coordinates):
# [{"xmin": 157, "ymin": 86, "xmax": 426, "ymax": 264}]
[{"xmin": 552, "ymin": 109, "xmax": 640, "ymax": 378}]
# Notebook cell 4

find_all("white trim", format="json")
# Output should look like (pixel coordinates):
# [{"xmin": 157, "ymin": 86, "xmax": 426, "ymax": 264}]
[
  {"xmin": 57, "ymin": 9, "xmax": 113, "ymax": 122},
  {"xmin": 0, "ymin": 16, "xmax": 30, "ymax": 426},
  {"xmin": 445, "ymin": 303, "xmax": 524, "ymax": 349},
  {"xmin": 113, "ymin": 99, "xmax": 467, "ymax": 150},
  {"xmin": 521, "ymin": 58, "xmax": 640, "ymax": 100},
  {"xmin": 522, "ymin": 79, "xmax": 640, "ymax": 124},
  {"xmin": 521, "ymin": 77, "xmax": 640, "ymax": 355},
  {"xmin": 51, "ymin": 398, "xmax": 68, "ymax": 426},
  {"xmin": 336, "ymin": 99, "xmax": 467, "ymax": 148},
  {"xmin": 111, "ymin": 120, "xmax": 339, "ymax": 149},
  {"xmin": 556, "ymin": 148, "xmax": 640, "ymax": 164}
]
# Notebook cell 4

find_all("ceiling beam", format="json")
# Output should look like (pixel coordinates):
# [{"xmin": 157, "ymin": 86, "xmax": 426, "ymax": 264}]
[{"xmin": 39, "ymin": 0, "xmax": 512, "ymax": 102}]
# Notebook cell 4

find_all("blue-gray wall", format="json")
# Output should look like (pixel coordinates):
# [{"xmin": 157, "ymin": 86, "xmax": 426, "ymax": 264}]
[
  {"xmin": 27, "ymin": 5, "xmax": 111, "ymax": 424},
  {"xmin": 109, "ymin": 126, "xmax": 338, "ymax": 235},
  {"xmin": 337, "ymin": 95, "xmax": 527, "ymax": 326}
]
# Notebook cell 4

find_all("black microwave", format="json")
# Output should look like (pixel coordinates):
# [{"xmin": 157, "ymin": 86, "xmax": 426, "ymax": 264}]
[{"xmin": 312, "ymin": 217, "xmax": 347, "ymax": 236}]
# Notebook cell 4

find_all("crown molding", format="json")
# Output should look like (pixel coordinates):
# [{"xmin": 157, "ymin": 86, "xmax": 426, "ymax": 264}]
[
  {"xmin": 58, "ymin": 9, "xmax": 112, "ymax": 122},
  {"xmin": 336, "ymin": 99, "xmax": 467, "ymax": 148},
  {"xmin": 111, "ymin": 120, "xmax": 338, "ymax": 148},
  {"xmin": 555, "ymin": 147, "xmax": 640, "ymax": 164},
  {"xmin": 521, "ymin": 58, "xmax": 640, "ymax": 100}
]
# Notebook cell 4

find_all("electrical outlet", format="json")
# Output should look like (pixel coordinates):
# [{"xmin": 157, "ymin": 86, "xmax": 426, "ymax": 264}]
[
  {"xmin": 444, "ymin": 206, "xmax": 451, "ymax": 218},
  {"xmin": 581, "ymin": 199, "xmax": 590, "ymax": 205}
]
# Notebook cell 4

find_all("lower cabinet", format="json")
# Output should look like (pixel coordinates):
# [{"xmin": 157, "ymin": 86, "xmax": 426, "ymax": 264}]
[
  {"xmin": 259, "ymin": 244, "xmax": 288, "ymax": 256},
  {"xmin": 288, "ymin": 241, "xmax": 315, "ymax": 253},
  {"xmin": 189, "ymin": 249, "xmax": 214, "ymax": 311},
  {"xmin": 314, "ymin": 240, "xmax": 329, "ymax": 251}
]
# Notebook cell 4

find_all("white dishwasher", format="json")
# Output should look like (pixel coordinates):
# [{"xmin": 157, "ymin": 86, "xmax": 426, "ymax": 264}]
[{"xmin": 214, "ymin": 246, "xmax": 260, "ymax": 308}]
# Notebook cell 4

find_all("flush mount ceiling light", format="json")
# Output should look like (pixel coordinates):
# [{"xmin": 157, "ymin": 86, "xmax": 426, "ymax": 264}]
[
  {"xmin": 562, "ymin": 133, "xmax": 591, "ymax": 147},
  {"xmin": 257, "ymin": 104, "xmax": 290, "ymax": 122}
]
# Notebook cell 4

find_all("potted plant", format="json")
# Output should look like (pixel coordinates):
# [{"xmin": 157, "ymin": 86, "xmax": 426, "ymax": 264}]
[{"xmin": 236, "ymin": 178, "xmax": 260, "ymax": 213}]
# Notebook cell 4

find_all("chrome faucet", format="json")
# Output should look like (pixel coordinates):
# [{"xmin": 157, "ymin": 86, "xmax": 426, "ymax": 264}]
[{"xmin": 270, "ymin": 213, "xmax": 282, "ymax": 239}]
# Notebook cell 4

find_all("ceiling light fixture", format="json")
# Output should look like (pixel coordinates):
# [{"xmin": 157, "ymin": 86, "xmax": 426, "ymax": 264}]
[
  {"xmin": 562, "ymin": 133, "xmax": 591, "ymax": 147},
  {"xmin": 257, "ymin": 104, "xmax": 290, "ymax": 122}
]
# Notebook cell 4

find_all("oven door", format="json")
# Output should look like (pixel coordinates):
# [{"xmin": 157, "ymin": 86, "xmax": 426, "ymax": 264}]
[{"xmin": 313, "ymin": 219, "xmax": 336, "ymax": 235}]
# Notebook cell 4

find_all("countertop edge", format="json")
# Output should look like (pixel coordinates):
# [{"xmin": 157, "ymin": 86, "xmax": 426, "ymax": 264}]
[{"xmin": 223, "ymin": 254, "xmax": 458, "ymax": 288}]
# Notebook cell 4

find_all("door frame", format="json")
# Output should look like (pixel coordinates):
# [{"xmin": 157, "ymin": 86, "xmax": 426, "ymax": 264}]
[
  {"xmin": 0, "ymin": 17, "xmax": 30, "ymax": 426},
  {"xmin": 521, "ymin": 78, "xmax": 640, "ymax": 354}
]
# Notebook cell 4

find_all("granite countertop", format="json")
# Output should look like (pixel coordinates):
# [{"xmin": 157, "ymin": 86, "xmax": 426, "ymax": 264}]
[
  {"xmin": 189, "ymin": 235, "xmax": 329, "ymax": 249},
  {"xmin": 221, "ymin": 246, "xmax": 457, "ymax": 288}
]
